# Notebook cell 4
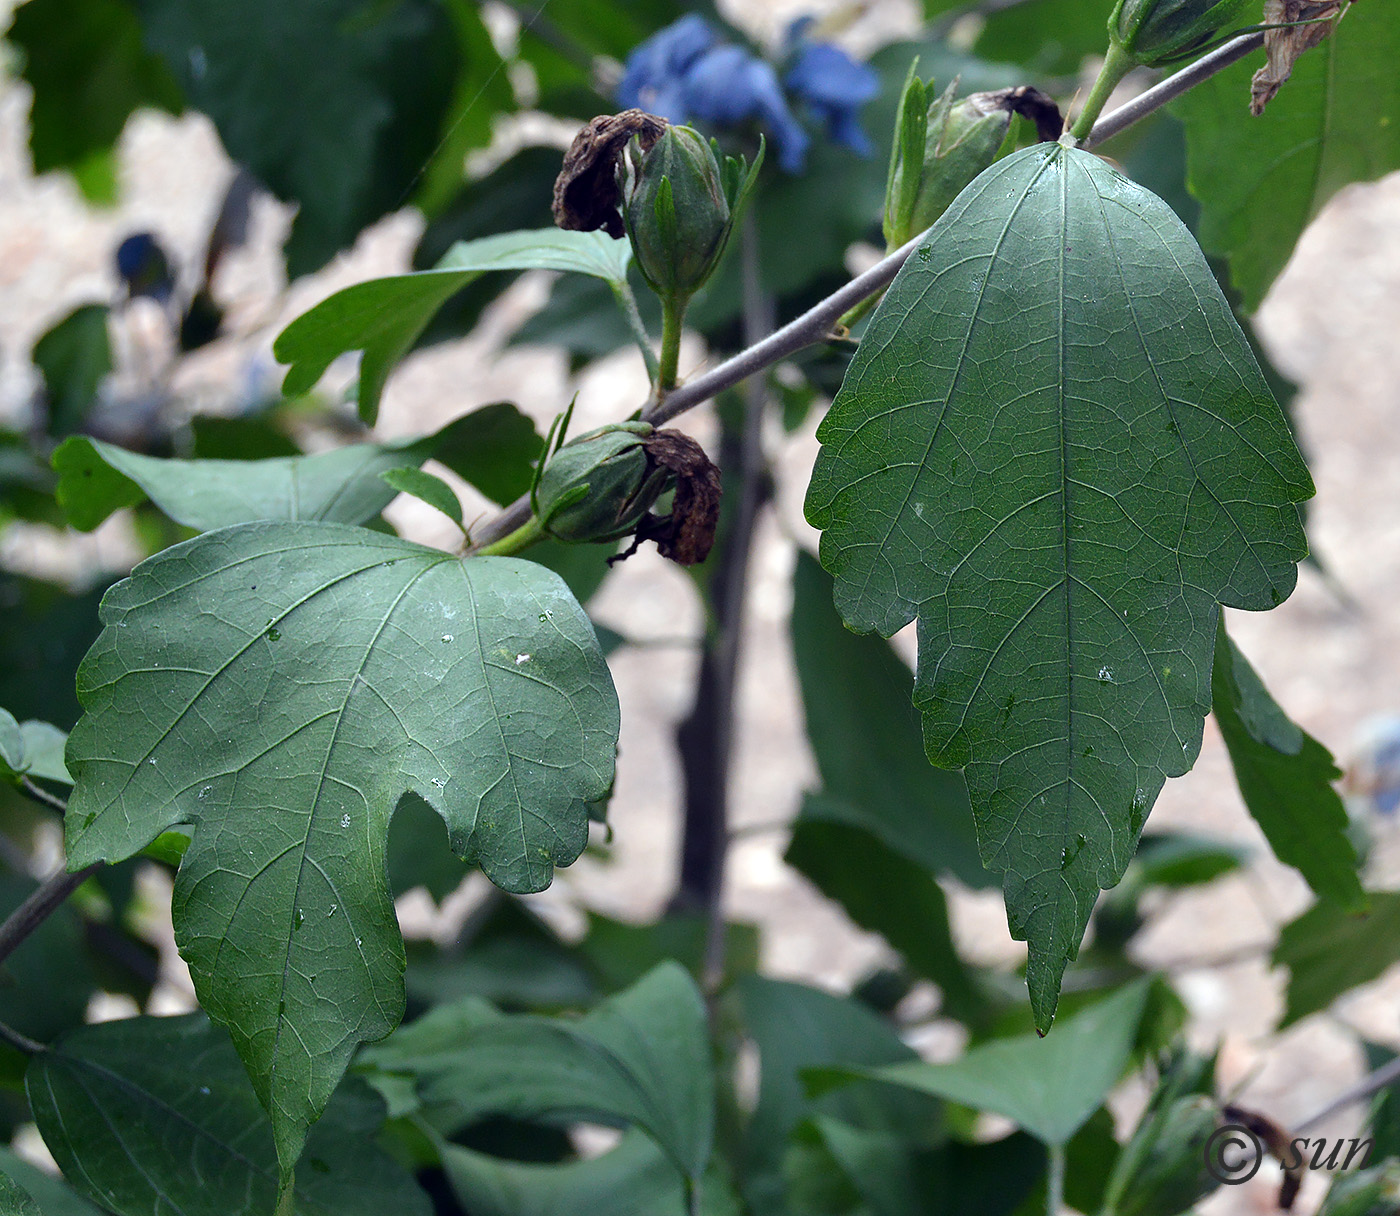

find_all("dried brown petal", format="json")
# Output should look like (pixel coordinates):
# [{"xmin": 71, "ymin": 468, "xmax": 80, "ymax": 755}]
[
  {"xmin": 1251, "ymin": 0, "xmax": 1348, "ymax": 115},
  {"xmin": 608, "ymin": 430, "xmax": 722, "ymax": 566},
  {"xmin": 552, "ymin": 110, "xmax": 669, "ymax": 237},
  {"xmin": 974, "ymin": 86, "xmax": 1066, "ymax": 143}
]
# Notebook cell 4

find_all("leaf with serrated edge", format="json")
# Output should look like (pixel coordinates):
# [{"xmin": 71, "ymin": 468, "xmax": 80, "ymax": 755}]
[
  {"xmin": 806, "ymin": 142, "xmax": 1310, "ymax": 1029},
  {"xmin": 275, "ymin": 228, "xmax": 631, "ymax": 424},
  {"xmin": 64, "ymin": 521, "xmax": 618, "ymax": 1174}
]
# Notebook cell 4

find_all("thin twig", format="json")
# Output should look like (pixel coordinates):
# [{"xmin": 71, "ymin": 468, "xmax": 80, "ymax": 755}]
[
  {"xmin": 0, "ymin": 1020, "xmax": 44, "ymax": 1056},
  {"xmin": 1295, "ymin": 1055, "xmax": 1400, "ymax": 1134},
  {"xmin": 1083, "ymin": 31, "xmax": 1266, "ymax": 147},
  {"xmin": 18, "ymin": 775, "xmax": 69, "ymax": 815},
  {"xmin": 467, "ymin": 40, "xmax": 1265, "ymax": 553},
  {"xmin": 0, "ymin": 861, "xmax": 103, "ymax": 969}
]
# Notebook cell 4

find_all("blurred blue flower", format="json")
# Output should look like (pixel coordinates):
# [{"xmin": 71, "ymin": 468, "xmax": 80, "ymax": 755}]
[
  {"xmin": 618, "ymin": 14, "xmax": 718, "ymax": 122},
  {"xmin": 115, "ymin": 232, "xmax": 175, "ymax": 304},
  {"xmin": 680, "ymin": 46, "xmax": 809, "ymax": 173},
  {"xmin": 783, "ymin": 18, "xmax": 880, "ymax": 158},
  {"xmin": 617, "ymin": 14, "xmax": 877, "ymax": 174}
]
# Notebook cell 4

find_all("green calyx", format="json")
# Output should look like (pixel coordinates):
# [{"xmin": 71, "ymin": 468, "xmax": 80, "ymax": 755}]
[
  {"xmin": 621, "ymin": 125, "xmax": 762, "ymax": 304},
  {"xmin": 1108, "ymin": 0, "xmax": 1251, "ymax": 66},
  {"xmin": 534, "ymin": 421, "xmax": 669, "ymax": 545},
  {"xmin": 883, "ymin": 66, "xmax": 1012, "ymax": 250}
]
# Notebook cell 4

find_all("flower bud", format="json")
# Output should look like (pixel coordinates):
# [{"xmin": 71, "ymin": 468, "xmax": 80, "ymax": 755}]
[
  {"xmin": 1109, "ymin": 0, "xmax": 1251, "ymax": 67},
  {"xmin": 883, "ymin": 73, "xmax": 1011, "ymax": 250},
  {"xmin": 622, "ymin": 125, "xmax": 755, "ymax": 302},
  {"xmin": 535, "ymin": 422, "xmax": 669, "ymax": 545}
]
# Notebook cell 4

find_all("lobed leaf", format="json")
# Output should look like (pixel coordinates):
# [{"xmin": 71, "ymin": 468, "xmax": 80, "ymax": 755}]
[
  {"xmin": 63, "ymin": 521, "xmax": 618, "ymax": 1173},
  {"xmin": 805, "ymin": 142, "xmax": 1311, "ymax": 1029},
  {"xmin": 274, "ymin": 228, "xmax": 631, "ymax": 424}
]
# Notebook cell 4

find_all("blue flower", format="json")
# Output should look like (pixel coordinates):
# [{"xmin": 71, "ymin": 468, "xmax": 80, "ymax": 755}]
[
  {"xmin": 783, "ymin": 20, "xmax": 880, "ymax": 158},
  {"xmin": 680, "ymin": 46, "xmax": 810, "ymax": 173},
  {"xmin": 616, "ymin": 17, "xmax": 811, "ymax": 172},
  {"xmin": 618, "ymin": 14, "xmax": 718, "ymax": 122}
]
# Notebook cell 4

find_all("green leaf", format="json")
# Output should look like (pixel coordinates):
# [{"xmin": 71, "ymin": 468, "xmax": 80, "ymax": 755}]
[
  {"xmin": 440, "ymin": 1130, "xmax": 740, "ymax": 1216},
  {"xmin": 275, "ymin": 229, "xmax": 631, "ymax": 424},
  {"xmin": 1129, "ymin": 831, "xmax": 1245, "ymax": 888},
  {"xmin": 32, "ymin": 304, "xmax": 112, "ymax": 438},
  {"xmin": 0, "ymin": 874, "xmax": 96, "ymax": 1045},
  {"xmin": 737, "ymin": 977, "xmax": 937, "ymax": 1213},
  {"xmin": 790, "ymin": 551, "xmax": 987, "ymax": 888},
  {"xmin": 973, "ymin": 0, "xmax": 1113, "ymax": 76},
  {"xmin": 26, "ymin": 1013, "xmax": 430, "ymax": 1214},
  {"xmin": 6, "ymin": 0, "xmax": 183, "ymax": 190},
  {"xmin": 0, "ymin": 1169, "xmax": 39, "ymax": 1216},
  {"xmin": 1274, "ymin": 892, "xmax": 1400, "ymax": 1026},
  {"xmin": 381, "ymin": 467, "xmax": 464, "ymax": 527},
  {"xmin": 430, "ymin": 401, "xmax": 544, "ymax": 507},
  {"xmin": 1212, "ymin": 619, "xmax": 1363, "ymax": 910},
  {"xmin": 418, "ymin": 962, "xmax": 713, "ymax": 1187},
  {"xmin": 1174, "ymin": 1, "xmax": 1400, "ymax": 311},
  {"xmin": 814, "ymin": 981, "xmax": 1149, "ymax": 1148},
  {"xmin": 805, "ymin": 141, "xmax": 1311, "ymax": 1029},
  {"xmin": 139, "ymin": 0, "xmax": 459, "ymax": 278},
  {"xmin": 53, "ymin": 405, "xmax": 527, "ymax": 532},
  {"xmin": 0, "ymin": 711, "xmax": 71, "ymax": 785},
  {"xmin": 0, "ymin": 1148, "xmax": 105, "ymax": 1216},
  {"xmin": 63, "ymin": 521, "xmax": 619, "ymax": 1172},
  {"xmin": 785, "ymin": 809, "xmax": 993, "ymax": 1029}
]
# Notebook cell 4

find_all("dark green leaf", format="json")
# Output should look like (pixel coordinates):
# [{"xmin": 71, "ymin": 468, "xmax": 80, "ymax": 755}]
[
  {"xmin": 815, "ymin": 981, "xmax": 1149, "ymax": 1148},
  {"xmin": 1129, "ymin": 831, "xmax": 1245, "ymax": 887},
  {"xmin": 737, "ymin": 977, "xmax": 937, "ymax": 1212},
  {"xmin": 0, "ymin": 1169, "xmax": 39, "ymax": 1216},
  {"xmin": 7, "ymin": 0, "xmax": 183, "ymax": 193},
  {"xmin": 974, "ymin": 0, "xmax": 1112, "ymax": 76},
  {"xmin": 0, "ymin": 874, "xmax": 95, "ymax": 1045},
  {"xmin": 1174, "ymin": 2, "xmax": 1400, "ymax": 311},
  {"xmin": 54, "ymin": 407, "xmax": 520, "ymax": 532},
  {"xmin": 580, "ymin": 913, "xmax": 758, "ymax": 995},
  {"xmin": 64, "ymin": 522, "xmax": 618, "ymax": 1171},
  {"xmin": 419, "ymin": 962, "xmax": 713, "ymax": 1185},
  {"xmin": 32, "ymin": 305, "xmax": 112, "ymax": 437},
  {"xmin": 386, "ymin": 792, "xmax": 470, "ymax": 902},
  {"xmin": 430, "ymin": 401, "xmax": 543, "ymax": 507},
  {"xmin": 785, "ymin": 811, "xmax": 993, "ymax": 1028},
  {"xmin": 805, "ymin": 142, "xmax": 1310, "ymax": 1029},
  {"xmin": 790, "ymin": 551, "xmax": 987, "ymax": 888},
  {"xmin": 440, "ymin": 1130, "xmax": 740, "ymax": 1216},
  {"xmin": 0, "ymin": 573, "xmax": 110, "ymax": 729},
  {"xmin": 190, "ymin": 415, "xmax": 301, "ymax": 460},
  {"xmin": 0, "ymin": 1148, "xmax": 104, "ymax": 1216},
  {"xmin": 139, "ymin": 0, "xmax": 458, "ymax": 277},
  {"xmin": 275, "ymin": 229, "xmax": 631, "ymax": 425},
  {"xmin": 1213, "ymin": 620, "xmax": 1363, "ymax": 910},
  {"xmin": 27, "ymin": 1013, "xmax": 430, "ymax": 1213},
  {"xmin": 381, "ymin": 467, "xmax": 464, "ymax": 526},
  {"xmin": 413, "ymin": 0, "xmax": 514, "ymax": 218},
  {"xmin": 1275, "ymin": 892, "xmax": 1400, "ymax": 1026}
]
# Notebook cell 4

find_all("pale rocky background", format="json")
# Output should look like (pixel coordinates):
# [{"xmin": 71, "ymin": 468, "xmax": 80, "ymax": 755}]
[{"xmin": 1, "ymin": 1, "xmax": 1398, "ymax": 1211}]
